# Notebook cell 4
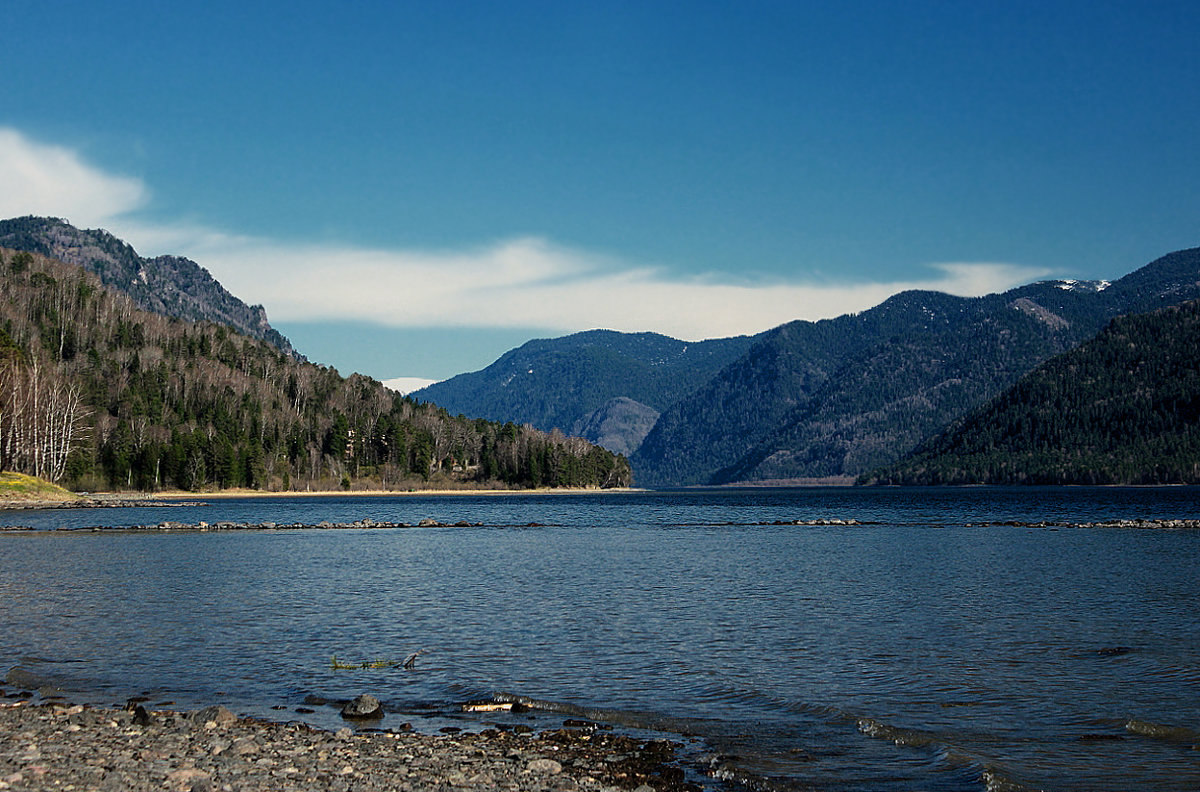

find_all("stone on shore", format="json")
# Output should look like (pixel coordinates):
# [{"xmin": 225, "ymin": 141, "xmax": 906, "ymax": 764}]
[
  {"xmin": 191, "ymin": 705, "xmax": 237, "ymax": 728},
  {"xmin": 340, "ymin": 694, "xmax": 383, "ymax": 719},
  {"xmin": 527, "ymin": 757, "xmax": 563, "ymax": 774}
]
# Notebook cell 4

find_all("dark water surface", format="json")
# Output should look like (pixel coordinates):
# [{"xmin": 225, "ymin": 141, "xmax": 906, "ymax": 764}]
[{"xmin": 1, "ymin": 487, "xmax": 1198, "ymax": 791}]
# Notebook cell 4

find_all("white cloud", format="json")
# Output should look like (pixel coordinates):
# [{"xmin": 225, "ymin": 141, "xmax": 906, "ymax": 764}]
[
  {"xmin": 173, "ymin": 236, "xmax": 1047, "ymax": 340},
  {"xmin": 0, "ymin": 128, "xmax": 146, "ymax": 226},
  {"xmin": 1, "ymin": 127, "xmax": 1051, "ymax": 341},
  {"xmin": 381, "ymin": 377, "xmax": 441, "ymax": 395}
]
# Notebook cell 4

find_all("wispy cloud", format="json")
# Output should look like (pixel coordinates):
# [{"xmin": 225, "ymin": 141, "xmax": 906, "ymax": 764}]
[
  {"xmin": 0, "ymin": 128, "xmax": 146, "ymax": 226},
  {"xmin": 0, "ymin": 127, "xmax": 1051, "ymax": 340},
  {"xmin": 152, "ymin": 233, "xmax": 1049, "ymax": 340}
]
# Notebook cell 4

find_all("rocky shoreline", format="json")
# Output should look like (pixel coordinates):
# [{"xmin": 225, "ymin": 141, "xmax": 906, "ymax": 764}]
[
  {"xmin": 962, "ymin": 518, "xmax": 1200, "ymax": 530},
  {"xmin": 5, "ymin": 516, "xmax": 1199, "ymax": 533},
  {"xmin": 0, "ymin": 518, "xmax": 554, "ymax": 532},
  {"xmin": 0, "ymin": 499, "xmax": 205, "ymax": 512},
  {"xmin": 0, "ymin": 697, "xmax": 707, "ymax": 792}
]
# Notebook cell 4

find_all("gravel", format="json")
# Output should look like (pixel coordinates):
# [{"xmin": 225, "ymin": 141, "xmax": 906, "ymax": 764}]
[{"xmin": 0, "ymin": 700, "xmax": 705, "ymax": 792}]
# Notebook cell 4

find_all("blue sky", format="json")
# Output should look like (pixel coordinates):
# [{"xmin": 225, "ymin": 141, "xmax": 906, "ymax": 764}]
[{"xmin": 3, "ymin": 1, "xmax": 1198, "ymax": 387}]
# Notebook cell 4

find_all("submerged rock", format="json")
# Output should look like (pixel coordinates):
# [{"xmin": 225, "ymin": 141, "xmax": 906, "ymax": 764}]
[
  {"xmin": 4, "ymin": 667, "xmax": 56, "ymax": 691},
  {"xmin": 1097, "ymin": 646, "xmax": 1134, "ymax": 657}
]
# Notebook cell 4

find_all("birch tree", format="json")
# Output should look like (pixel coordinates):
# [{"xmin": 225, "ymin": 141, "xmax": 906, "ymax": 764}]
[{"xmin": 0, "ymin": 360, "xmax": 90, "ymax": 481}]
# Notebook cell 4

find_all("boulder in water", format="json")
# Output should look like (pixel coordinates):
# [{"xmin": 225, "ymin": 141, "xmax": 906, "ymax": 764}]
[{"xmin": 341, "ymin": 693, "xmax": 383, "ymax": 719}]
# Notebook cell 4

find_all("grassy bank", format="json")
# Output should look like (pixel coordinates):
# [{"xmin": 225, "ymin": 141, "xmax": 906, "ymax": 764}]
[{"xmin": 0, "ymin": 472, "xmax": 80, "ymax": 504}]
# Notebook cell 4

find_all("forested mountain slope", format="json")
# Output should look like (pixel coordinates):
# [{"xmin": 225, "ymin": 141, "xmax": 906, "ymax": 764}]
[
  {"xmin": 633, "ymin": 248, "xmax": 1200, "ymax": 485},
  {"xmin": 410, "ymin": 330, "xmax": 756, "ymax": 453},
  {"xmin": 570, "ymin": 397, "xmax": 661, "ymax": 457},
  {"xmin": 0, "ymin": 216, "xmax": 299, "ymax": 359},
  {"xmin": 862, "ymin": 299, "xmax": 1200, "ymax": 485},
  {"xmin": 0, "ymin": 247, "xmax": 630, "ymax": 491}
]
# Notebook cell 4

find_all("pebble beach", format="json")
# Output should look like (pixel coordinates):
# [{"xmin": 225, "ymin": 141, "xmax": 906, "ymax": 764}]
[{"xmin": 0, "ymin": 698, "xmax": 704, "ymax": 792}]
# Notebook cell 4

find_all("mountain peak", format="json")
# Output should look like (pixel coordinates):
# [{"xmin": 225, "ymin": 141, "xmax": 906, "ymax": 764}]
[{"xmin": 0, "ymin": 216, "xmax": 300, "ymax": 359}]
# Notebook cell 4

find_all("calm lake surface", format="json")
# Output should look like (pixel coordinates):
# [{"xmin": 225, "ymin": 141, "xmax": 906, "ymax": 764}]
[{"xmin": 1, "ymin": 487, "xmax": 1198, "ymax": 791}]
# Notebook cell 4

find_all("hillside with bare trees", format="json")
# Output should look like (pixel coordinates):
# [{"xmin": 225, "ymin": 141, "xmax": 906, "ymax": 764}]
[{"xmin": 0, "ymin": 247, "xmax": 631, "ymax": 492}]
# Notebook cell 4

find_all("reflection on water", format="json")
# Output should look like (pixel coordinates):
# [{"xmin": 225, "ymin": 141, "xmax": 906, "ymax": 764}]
[{"xmin": 2, "ymin": 488, "xmax": 1199, "ymax": 791}]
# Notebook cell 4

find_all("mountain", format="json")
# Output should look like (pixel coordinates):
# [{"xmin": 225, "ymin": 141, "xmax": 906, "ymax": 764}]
[
  {"xmin": 570, "ymin": 397, "xmax": 661, "ymax": 457},
  {"xmin": 0, "ymin": 216, "xmax": 299, "ymax": 359},
  {"xmin": 632, "ymin": 248, "xmax": 1200, "ymax": 485},
  {"xmin": 0, "ymin": 245, "xmax": 630, "ymax": 491},
  {"xmin": 409, "ymin": 329, "xmax": 757, "ymax": 453},
  {"xmin": 861, "ymin": 299, "xmax": 1200, "ymax": 485}
]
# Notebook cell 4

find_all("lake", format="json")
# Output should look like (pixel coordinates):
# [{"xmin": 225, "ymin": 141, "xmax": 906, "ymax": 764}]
[{"xmin": 1, "ymin": 487, "xmax": 1198, "ymax": 791}]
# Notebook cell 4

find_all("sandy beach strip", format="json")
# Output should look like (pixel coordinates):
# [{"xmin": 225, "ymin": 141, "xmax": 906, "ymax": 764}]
[
  {"xmin": 0, "ymin": 698, "xmax": 702, "ymax": 792},
  {"xmin": 0, "ymin": 487, "xmax": 642, "ymax": 511},
  {"xmin": 151, "ymin": 487, "xmax": 641, "ymax": 499}
]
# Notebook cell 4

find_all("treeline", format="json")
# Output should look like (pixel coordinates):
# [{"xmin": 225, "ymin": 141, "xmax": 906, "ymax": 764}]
[
  {"xmin": 0, "ymin": 247, "xmax": 632, "ymax": 492},
  {"xmin": 861, "ymin": 300, "xmax": 1200, "ymax": 485}
]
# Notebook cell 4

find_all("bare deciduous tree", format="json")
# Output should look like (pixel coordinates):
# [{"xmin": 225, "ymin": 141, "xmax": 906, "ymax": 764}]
[{"xmin": 0, "ymin": 359, "xmax": 90, "ymax": 481}]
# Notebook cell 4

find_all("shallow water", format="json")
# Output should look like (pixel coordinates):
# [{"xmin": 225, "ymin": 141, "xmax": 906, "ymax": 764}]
[{"xmin": 2, "ymin": 487, "xmax": 1198, "ymax": 790}]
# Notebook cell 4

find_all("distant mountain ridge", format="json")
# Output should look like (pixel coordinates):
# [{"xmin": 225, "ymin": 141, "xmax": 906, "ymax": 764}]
[
  {"xmin": 862, "ymin": 298, "xmax": 1200, "ymax": 485},
  {"xmin": 410, "ymin": 329, "xmax": 757, "ymax": 453},
  {"xmin": 634, "ymin": 249, "xmax": 1200, "ymax": 485},
  {"xmin": 411, "ymin": 246, "xmax": 1200, "ymax": 487},
  {"xmin": 0, "ymin": 216, "xmax": 299, "ymax": 359}
]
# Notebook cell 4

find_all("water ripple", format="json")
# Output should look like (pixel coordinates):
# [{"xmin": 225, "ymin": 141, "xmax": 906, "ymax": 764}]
[{"xmin": 3, "ymin": 487, "xmax": 1200, "ymax": 791}]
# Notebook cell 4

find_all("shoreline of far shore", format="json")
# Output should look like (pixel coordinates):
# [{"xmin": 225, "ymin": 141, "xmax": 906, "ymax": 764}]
[
  {"xmin": 152, "ymin": 486, "xmax": 644, "ymax": 499},
  {"xmin": 0, "ymin": 486, "xmax": 645, "ymax": 511},
  {"xmin": 0, "ymin": 695, "xmax": 706, "ymax": 792}
]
